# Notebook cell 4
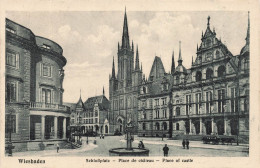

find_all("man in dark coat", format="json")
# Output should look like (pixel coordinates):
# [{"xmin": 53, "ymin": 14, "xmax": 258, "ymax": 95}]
[
  {"xmin": 186, "ymin": 139, "xmax": 190, "ymax": 149},
  {"xmin": 163, "ymin": 144, "xmax": 169, "ymax": 157},
  {"xmin": 182, "ymin": 139, "xmax": 185, "ymax": 149}
]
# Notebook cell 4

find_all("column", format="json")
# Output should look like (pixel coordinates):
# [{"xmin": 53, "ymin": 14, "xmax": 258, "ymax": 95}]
[
  {"xmin": 41, "ymin": 115, "xmax": 45, "ymax": 140},
  {"xmin": 199, "ymin": 118, "xmax": 203, "ymax": 135},
  {"xmin": 211, "ymin": 118, "xmax": 216, "ymax": 135},
  {"xmin": 54, "ymin": 116, "xmax": 58, "ymax": 139},
  {"xmin": 224, "ymin": 118, "xmax": 230, "ymax": 135},
  {"xmin": 63, "ymin": 117, "xmax": 67, "ymax": 139},
  {"xmin": 189, "ymin": 119, "xmax": 193, "ymax": 135}
]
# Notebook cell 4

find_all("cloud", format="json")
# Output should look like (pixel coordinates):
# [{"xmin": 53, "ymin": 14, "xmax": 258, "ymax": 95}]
[{"xmin": 57, "ymin": 24, "xmax": 82, "ymax": 44}]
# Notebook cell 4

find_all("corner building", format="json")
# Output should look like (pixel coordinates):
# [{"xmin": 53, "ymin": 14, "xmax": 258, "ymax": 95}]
[
  {"xmin": 171, "ymin": 16, "xmax": 249, "ymax": 142},
  {"xmin": 5, "ymin": 19, "xmax": 70, "ymax": 152}
]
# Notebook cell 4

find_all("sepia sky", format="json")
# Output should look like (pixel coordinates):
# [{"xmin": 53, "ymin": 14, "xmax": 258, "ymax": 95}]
[{"xmin": 6, "ymin": 11, "xmax": 248, "ymax": 103}]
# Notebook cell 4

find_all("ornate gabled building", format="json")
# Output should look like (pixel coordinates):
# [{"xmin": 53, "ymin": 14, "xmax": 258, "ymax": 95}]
[
  {"xmin": 137, "ymin": 56, "xmax": 174, "ymax": 137},
  {"xmin": 69, "ymin": 90, "xmax": 111, "ymax": 135},
  {"xmin": 171, "ymin": 15, "xmax": 249, "ymax": 142},
  {"xmin": 109, "ymin": 9, "xmax": 142, "ymax": 133}
]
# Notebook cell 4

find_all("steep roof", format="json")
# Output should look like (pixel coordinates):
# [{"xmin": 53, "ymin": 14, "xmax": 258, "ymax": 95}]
[
  {"xmin": 84, "ymin": 95, "xmax": 110, "ymax": 111},
  {"xmin": 76, "ymin": 96, "xmax": 85, "ymax": 110},
  {"xmin": 148, "ymin": 56, "xmax": 166, "ymax": 81}
]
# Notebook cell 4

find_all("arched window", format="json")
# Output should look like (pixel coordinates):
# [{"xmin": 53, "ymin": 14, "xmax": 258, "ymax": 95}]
[
  {"xmin": 217, "ymin": 65, "xmax": 226, "ymax": 77},
  {"xmin": 206, "ymin": 68, "xmax": 213, "ymax": 79},
  {"xmin": 142, "ymin": 123, "xmax": 146, "ymax": 130},
  {"xmin": 216, "ymin": 50, "xmax": 220, "ymax": 59},
  {"xmin": 196, "ymin": 71, "xmax": 202, "ymax": 81},
  {"xmin": 155, "ymin": 122, "xmax": 160, "ymax": 130},
  {"xmin": 176, "ymin": 123, "xmax": 180, "ymax": 130},
  {"xmin": 176, "ymin": 107, "xmax": 180, "ymax": 116},
  {"xmin": 163, "ymin": 122, "xmax": 167, "ymax": 130}
]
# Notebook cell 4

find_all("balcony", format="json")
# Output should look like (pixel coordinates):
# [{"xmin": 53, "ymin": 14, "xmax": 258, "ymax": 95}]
[{"xmin": 30, "ymin": 102, "xmax": 70, "ymax": 113}]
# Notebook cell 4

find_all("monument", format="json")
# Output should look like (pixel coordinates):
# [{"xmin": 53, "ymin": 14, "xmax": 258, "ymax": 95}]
[{"xmin": 109, "ymin": 120, "xmax": 149, "ymax": 156}]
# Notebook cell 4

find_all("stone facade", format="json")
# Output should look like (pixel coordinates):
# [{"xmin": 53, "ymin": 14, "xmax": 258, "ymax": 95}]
[
  {"xmin": 68, "ymin": 90, "xmax": 111, "ymax": 135},
  {"xmin": 171, "ymin": 16, "xmax": 249, "ymax": 141},
  {"xmin": 109, "ymin": 10, "xmax": 142, "ymax": 133},
  {"xmin": 5, "ymin": 19, "xmax": 70, "ymax": 152}
]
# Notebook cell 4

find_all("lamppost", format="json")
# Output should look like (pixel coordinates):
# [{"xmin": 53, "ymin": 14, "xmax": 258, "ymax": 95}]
[{"xmin": 6, "ymin": 110, "xmax": 15, "ymax": 156}]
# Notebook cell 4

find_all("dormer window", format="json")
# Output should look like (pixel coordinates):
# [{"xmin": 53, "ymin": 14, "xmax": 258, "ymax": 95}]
[
  {"xmin": 42, "ymin": 44, "xmax": 51, "ymax": 50},
  {"xmin": 6, "ymin": 27, "xmax": 16, "ymax": 34}
]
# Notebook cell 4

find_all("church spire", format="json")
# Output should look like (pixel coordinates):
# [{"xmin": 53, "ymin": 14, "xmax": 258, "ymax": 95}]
[
  {"xmin": 171, "ymin": 49, "xmax": 175, "ymax": 74},
  {"xmin": 103, "ymin": 86, "xmax": 105, "ymax": 95},
  {"xmin": 112, "ymin": 56, "xmax": 115, "ymax": 78},
  {"xmin": 178, "ymin": 41, "xmax": 183, "ymax": 65},
  {"xmin": 132, "ymin": 40, "xmax": 134, "ymax": 51},
  {"xmin": 135, "ymin": 45, "xmax": 140, "ymax": 70},
  {"xmin": 192, "ymin": 56, "xmax": 194, "ymax": 65},
  {"xmin": 121, "ymin": 8, "xmax": 130, "ymax": 49},
  {"xmin": 246, "ymin": 11, "xmax": 250, "ymax": 45}
]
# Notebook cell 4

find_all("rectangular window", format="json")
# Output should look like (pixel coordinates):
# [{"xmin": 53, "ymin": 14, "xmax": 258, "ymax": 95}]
[
  {"xmin": 42, "ymin": 64, "xmax": 52, "ymax": 77},
  {"xmin": 155, "ymin": 110, "xmax": 159, "ymax": 119},
  {"xmin": 163, "ymin": 109, "xmax": 167, "ymax": 118},
  {"xmin": 42, "ymin": 88, "xmax": 51, "ymax": 103},
  {"xmin": 195, "ymin": 93, "xmax": 202, "ymax": 114},
  {"xmin": 5, "ymin": 115, "xmax": 16, "ymax": 133},
  {"xmin": 186, "ymin": 95, "xmax": 191, "ymax": 115},
  {"xmin": 155, "ymin": 99, "xmax": 159, "ymax": 106},
  {"xmin": 162, "ymin": 98, "xmax": 167, "ymax": 105},
  {"xmin": 206, "ymin": 91, "xmax": 213, "ymax": 113},
  {"xmin": 218, "ymin": 89, "xmax": 225, "ymax": 113},
  {"xmin": 6, "ymin": 82, "xmax": 17, "ymax": 102},
  {"xmin": 6, "ymin": 51, "xmax": 19, "ymax": 68}
]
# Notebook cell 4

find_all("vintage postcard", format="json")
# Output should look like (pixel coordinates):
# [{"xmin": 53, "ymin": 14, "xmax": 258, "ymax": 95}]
[{"xmin": 0, "ymin": 0, "xmax": 259, "ymax": 168}]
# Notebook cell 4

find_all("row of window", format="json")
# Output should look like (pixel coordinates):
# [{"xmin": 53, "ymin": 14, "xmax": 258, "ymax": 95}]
[
  {"xmin": 141, "ymin": 122, "xmax": 168, "ymax": 130},
  {"xmin": 6, "ymin": 51, "xmax": 53, "ymax": 78},
  {"xmin": 141, "ymin": 97, "xmax": 168, "ymax": 109},
  {"xmin": 175, "ymin": 88, "xmax": 248, "ymax": 115},
  {"xmin": 71, "ymin": 118, "xmax": 98, "ymax": 124},
  {"xmin": 113, "ymin": 97, "xmax": 138, "ymax": 110}
]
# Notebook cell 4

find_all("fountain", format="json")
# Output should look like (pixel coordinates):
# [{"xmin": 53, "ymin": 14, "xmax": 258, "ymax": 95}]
[{"xmin": 109, "ymin": 120, "xmax": 149, "ymax": 156}]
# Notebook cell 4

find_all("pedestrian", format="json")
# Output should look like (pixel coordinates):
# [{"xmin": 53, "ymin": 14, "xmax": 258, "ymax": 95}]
[
  {"xmin": 186, "ymin": 139, "xmax": 189, "ymax": 149},
  {"xmin": 56, "ymin": 144, "xmax": 60, "ymax": 153},
  {"xmin": 163, "ymin": 144, "xmax": 169, "ymax": 157},
  {"xmin": 182, "ymin": 139, "xmax": 185, "ymax": 149},
  {"xmin": 102, "ymin": 134, "xmax": 105, "ymax": 139},
  {"xmin": 100, "ymin": 134, "xmax": 102, "ymax": 139}
]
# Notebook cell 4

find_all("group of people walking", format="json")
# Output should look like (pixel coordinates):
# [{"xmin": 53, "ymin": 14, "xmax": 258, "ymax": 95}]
[
  {"xmin": 162, "ymin": 139, "xmax": 190, "ymax": 157},
  {"xmin": 182, "ymin": 139, "xmax": 190, "ymax": 149},
  {"xmin": 99, "ymin": 134, "xmax": 105, "ymax": 139}
]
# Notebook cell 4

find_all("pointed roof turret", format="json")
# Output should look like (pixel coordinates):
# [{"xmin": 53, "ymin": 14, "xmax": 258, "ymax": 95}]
[
  {"xmin": 103, "ymin": 86, "xmax": 105, "ymax": 95},
  {"xmin": 76, "ymin": 90, "xmax": 85, "ymax": 110},
  {"xmin": 246, "ymin": 11, "xmax": 250, "ymax": 45},
  {"xmin": 121, "ymin": 8, "xmax": 130, "ymax": 49},
  {"xmin": 207, "ymin": 16, "xmax": 210, "ymax": 28},
  {"xmin": 171, "ymin": 49, "xmax": 175, "ymax": 74},
  {"xmin": 112, "ymin": 56, "xmax": 115, "ymax": 78},
  {"xmin": 135, "ymin": 45, "xmax": 140, "ymax": 70},
  {"xmin": 240, "ymin": 11, "xmax": 250, "ymax": 55},
  {"xmin": 178, "ymin": 41, "xmax": 183, "ymax": 65}
]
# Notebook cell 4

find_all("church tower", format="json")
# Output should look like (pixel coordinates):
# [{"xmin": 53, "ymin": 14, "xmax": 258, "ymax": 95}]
[{"xmin": 117, "ymin": 8, "xmax": 134, "ymax": 88}]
